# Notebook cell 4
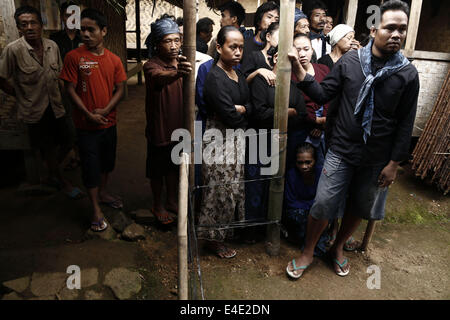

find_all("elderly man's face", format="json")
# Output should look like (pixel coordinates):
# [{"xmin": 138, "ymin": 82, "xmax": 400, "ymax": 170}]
[
  {"xmin": 157, "ymin": 33, "xmax": 181, "ymax": 60},
  {"xmin": 295, "ymin": 18, "xmax": 310, "ymax": 35}
]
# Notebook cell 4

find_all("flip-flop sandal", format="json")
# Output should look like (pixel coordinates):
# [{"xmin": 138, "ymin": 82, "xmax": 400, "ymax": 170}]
[
  {"xmin": 333, "ymin": 258, "xmax": 350, "ymax": 277},
  {"xmin": 286, "ymin": 259, "xmax": 310, "ymax": 279},
  {"xmin": 64, "ymin": 187, "xmax": 86, "ymax": 200},
  {"xmin": 90, "ymin": 218, "xmax": 108, "ymax": 232},
  {"xmin": 151, "ymin": 209, "xmax": 174, "ymax": 225},
  {"xmin": 100, "ymin": 198, "xmax": 123, "ymax": 209},
  {"xmin": 344, "ymin": 236, "xmax": 360, "ymax": 252}
]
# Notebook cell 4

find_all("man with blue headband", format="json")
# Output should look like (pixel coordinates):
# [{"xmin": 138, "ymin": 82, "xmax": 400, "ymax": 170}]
[
  {"xmin": 286, "ymin": 0, "xmax": 419, "ymax": 279},
  {"xmin": 143, "ymin": 17, "xmax": 192, "ymax": 225}
]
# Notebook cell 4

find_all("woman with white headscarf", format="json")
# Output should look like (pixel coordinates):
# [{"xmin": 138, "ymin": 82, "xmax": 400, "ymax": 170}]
[{"xmin": 317, "ymin": 24, "xmax": 360, "ymax": 71}]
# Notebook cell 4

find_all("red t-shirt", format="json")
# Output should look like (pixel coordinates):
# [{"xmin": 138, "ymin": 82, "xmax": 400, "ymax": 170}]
[{"xmin": 60, "ymin": 45, "xmax": 127, "ymax": 130}]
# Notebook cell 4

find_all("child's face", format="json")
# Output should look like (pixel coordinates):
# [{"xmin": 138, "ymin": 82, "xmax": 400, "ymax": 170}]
[{"xmin": 296, "ymin": 152, "xmax": 315, "ymax": 174}]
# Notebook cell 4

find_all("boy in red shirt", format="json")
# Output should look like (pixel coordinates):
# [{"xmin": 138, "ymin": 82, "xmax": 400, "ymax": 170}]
[{"xmin": 60, "ymin": 8, "xmax": 127, "ymax": 231}]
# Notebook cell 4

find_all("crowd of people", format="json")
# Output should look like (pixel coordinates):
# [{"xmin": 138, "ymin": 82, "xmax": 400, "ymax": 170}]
[{"xmin": 0, "ymin": 0, "xmax": 419, "ymax": 280}]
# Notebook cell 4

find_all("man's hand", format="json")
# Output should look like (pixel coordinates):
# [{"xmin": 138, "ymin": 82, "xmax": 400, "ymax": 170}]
[
  {"xmin": 258, "ymin": 68, "xmax": 276, "ymax": 86},
  {"xmin": 316, "ymin": 116, "xmax": 326, "ymax": 125},
  {"xmin": 177, "ymin": 55, "xmax": 193, "ymax": 76},
  {"xmin": 235, "ymin": 105, "xmax": 246, "ymax": 114},
  {"xmin": 88, "ymin": 112, "xmax": 109, "ymax": 125},
  {"xmin": 288, "ymin": 108, "xmax": 298, "ymax": 117},
  {"xmin": 351, "ymin": 39, "xmax": 361, "ymax": 50},
  {"xmin": 378, "ymin": 161, "xmax": 399, "ymax": 188},
  {"xmin": 288, "ymin": 47, "xmax": 306, "ymax": 81},
  {"xmin": 92, "ymin": 107, "xmax": 109, "ymax": 117}
]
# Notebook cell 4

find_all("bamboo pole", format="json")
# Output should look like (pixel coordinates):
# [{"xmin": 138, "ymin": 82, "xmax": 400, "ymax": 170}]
[
  {"xmin": 178, "ymin": 152, "xmax": 189, "ymax": 300},
  {"xmin": 183, "ymin": 0, "xmax": 196, "ymax": 189},
  {"xmin": 266, "ymin": 0, "xmax": 296, "ymax": 256}
]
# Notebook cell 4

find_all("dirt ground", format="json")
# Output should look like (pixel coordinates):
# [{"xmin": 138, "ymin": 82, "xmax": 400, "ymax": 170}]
[{"xmin": 0, "ymin": 77, "xmax": 448, "ymax": 300}]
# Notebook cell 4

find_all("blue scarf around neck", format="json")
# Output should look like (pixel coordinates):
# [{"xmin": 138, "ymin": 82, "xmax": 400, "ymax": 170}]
[{"xmin": 354, "ymin": 38, "xmax": 410, "ymax": 143}]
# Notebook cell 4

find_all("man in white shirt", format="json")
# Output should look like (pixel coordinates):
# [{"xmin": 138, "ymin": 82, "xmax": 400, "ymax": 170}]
[{"xmin": 305, "ymin": 0, "xmax": 331, "ymax": 60}]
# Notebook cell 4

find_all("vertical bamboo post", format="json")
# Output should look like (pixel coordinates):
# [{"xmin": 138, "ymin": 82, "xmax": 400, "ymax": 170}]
[
  {"xmin": 183, "ymin": 0, "xmax": 196, "ymax": 189},
  {"xmin": 178, "ymin": 152, "xmax": 189, "ymax": 300},
  {"xmin": 343, "ymin": 0, "xmax": 358, "ymax": 29},
  {"xmin": 135, "ymin": 0, "xmax": 142, "ymax": 85},
  {"xmin": 266, "ymin": 0, "xmax": 296, "ymax": 256},
  {"xmin": 361, "ymin": 220, "xmax": 377, "ymax": 251}
]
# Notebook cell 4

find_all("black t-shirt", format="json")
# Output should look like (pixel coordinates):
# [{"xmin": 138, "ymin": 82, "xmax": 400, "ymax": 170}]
[
  {"xmin": 250, "ymin": 74, "xmax": 307, "ymax": 130},
  {"xmin": 241, "ymin": 37, "xmax": 265, "ymax": 68},
  {"xmin": 49, "ymin": 30, "xmax": 82, "ymax": 61},
  {"xmin": 241, "ymin": 50, "xmax": 271, "ymax": 78}
]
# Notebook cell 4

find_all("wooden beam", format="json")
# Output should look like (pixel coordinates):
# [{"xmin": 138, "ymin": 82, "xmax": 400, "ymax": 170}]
[
  {"xmin": 402, "ymin": 50, "xmax": 450, "ymax": 62},
  {"xmin": 404, "ymin": 0, "xmax": 423, "ymax": 57},
  {"xmin": 344, "ymin": 0, "xmax": 358, "ymax": 29},
  {"xmin": 1, "ymin": 0, "xmax": 20, "ymax": 44}
]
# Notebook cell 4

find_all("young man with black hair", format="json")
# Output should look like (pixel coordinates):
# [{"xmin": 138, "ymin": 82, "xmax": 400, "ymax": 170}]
[
  {"xmin": 196, "ymin": 17, "xmax": 215, "ymax": 54},
  {"xmin": 241, "ymin": 1, "xmax": 279, "ymax": 66},
  {"xmin": 0, "ymin": 5, "xmax": 81, "ymax": 198},
  {"xmin": 286, "ymin": 0, "xmax": 419, "ymax": 279},
  {"xmin": 305, "ymin": 0, "xmax": 331, "ymax": 59},
  {"xmin": 207, "ymin": 0, "xmax": 250, "ymax": 58},
  {"xmin": 60, "ymin": 8, "xmax": 127, "ymax": 232}
]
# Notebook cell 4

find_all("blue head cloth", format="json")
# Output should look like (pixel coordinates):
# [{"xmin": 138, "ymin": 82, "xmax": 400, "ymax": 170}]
[
  {"xmin": 294, "ymin": 8, "xmax": 308, "ymax": 26},
  {"xmin": 148, "ymin": 18, "xmax": 180, "ymax": 56}
]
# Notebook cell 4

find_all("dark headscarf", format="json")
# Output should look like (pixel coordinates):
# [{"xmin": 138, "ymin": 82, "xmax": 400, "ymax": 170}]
[
  {"xmin": 294, "ymin": 8, "xmax": 308, "ymax": 26},
  {"xmin": 147, "ymin": 18, "xmax": 180, "ymax": 57}
]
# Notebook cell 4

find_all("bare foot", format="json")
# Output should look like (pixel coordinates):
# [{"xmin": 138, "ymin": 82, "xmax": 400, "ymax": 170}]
[{"xmin": 152, "ymin": 207, "xmax": 174, "ymax": 224}]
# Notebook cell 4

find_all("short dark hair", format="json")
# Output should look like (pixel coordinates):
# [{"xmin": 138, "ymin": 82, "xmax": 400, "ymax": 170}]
[
  {"xmin": 296, "ymin": 142, "xmax": 316, "ymax": 160},
  {"xmin": 175, "ymin": 17, "xmax": 183, "ymax": 27},
  {"xmin": 14, "ymin": 6, "xmax": 43, "ymax": 26},
  {"xmin": 81, "ymin": 8, "xmax": 107, "ymax": 29},
  {"xmin": 294, "ymin": 32, "xmax": 312, "ymax": 44},
  {"xmin": 380, "ymin": 0, "xmax": 410, "ymax": 19},
  {"xmin": 219, "ymin": 1, "xmax": 246, "ymax": 26},
  {"xmin": 197, "ymin": 17, "xmax": 214, "ymax": 34},
  {"xmin": 254, "ymin": 1, "xmax": 279, "ymax": 31},
  {"xmin": 304, "ymin": 0, "xmax": 328, "ymax": 19}
]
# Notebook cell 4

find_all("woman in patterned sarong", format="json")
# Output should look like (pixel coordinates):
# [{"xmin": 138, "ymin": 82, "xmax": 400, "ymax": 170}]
[{"xmin": 197, "ymin": 26, "xmax": 252, "ymax": 259}]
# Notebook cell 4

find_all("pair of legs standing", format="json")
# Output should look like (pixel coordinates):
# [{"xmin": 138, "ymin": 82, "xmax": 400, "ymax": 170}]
[
  {"xmin": 287, "ymin": 149, "xmax": 388, "ymax": 278},
  {"xmin": 146, "ymin": 142, "xmax": 179, "ymax": 224},
  {"xmin": 78, "ymin": 126, "xmax": 121, "ymax": 231}
]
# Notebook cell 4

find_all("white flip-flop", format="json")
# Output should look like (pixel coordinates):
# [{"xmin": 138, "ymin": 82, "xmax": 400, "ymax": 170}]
[{"xmin": 286, "ymin": 259, "xmax": 309, "ymax": 279}]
